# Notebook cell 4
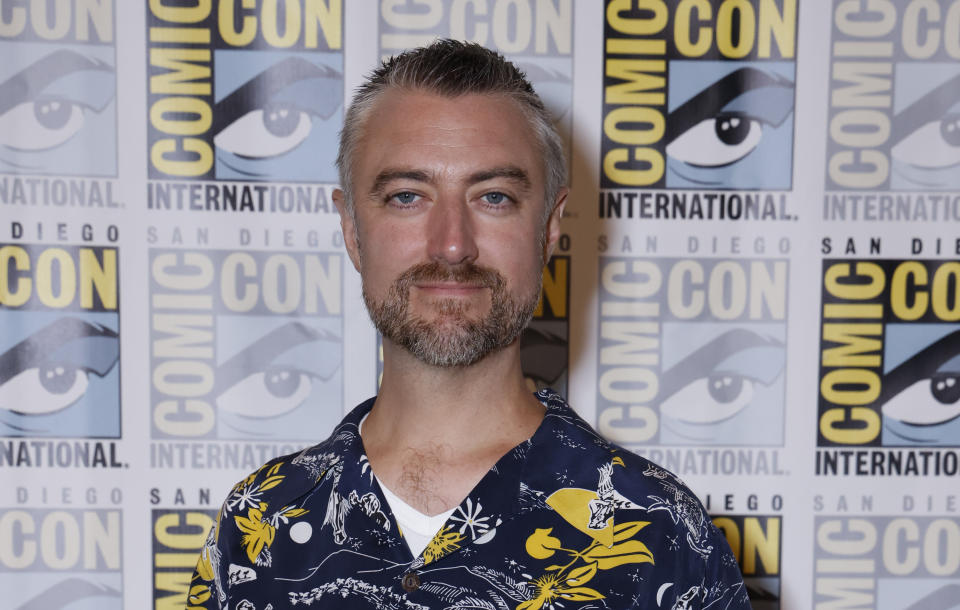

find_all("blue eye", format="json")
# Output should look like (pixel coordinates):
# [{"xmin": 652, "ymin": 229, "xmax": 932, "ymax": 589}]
[
  {"xmin": 482, "ymin": 192, "xmax": 508, "ymax": 205},
  {"xmin": 392, "ymin": 192, "xmax": 419, "ymax": 205}
]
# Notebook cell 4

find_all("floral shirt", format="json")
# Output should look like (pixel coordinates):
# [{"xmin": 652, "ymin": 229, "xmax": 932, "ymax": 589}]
[{"xmin": 189, "ymin": 389, "xmax": 750, "ymax": 610}]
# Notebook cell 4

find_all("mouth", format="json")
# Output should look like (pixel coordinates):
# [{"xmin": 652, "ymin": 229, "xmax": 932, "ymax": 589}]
[{"xmin": 413, "ymin": 282, "xmax": 486, "ymax": 296}]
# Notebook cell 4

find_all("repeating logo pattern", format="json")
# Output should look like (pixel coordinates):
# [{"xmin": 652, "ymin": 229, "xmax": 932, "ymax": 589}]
[
  {"xmin": 602, "ymin": 0, "xmax": 797, "ymax": 190},
  {"xmin": 149, "ymin": 248, "xmax": 344, "ymax": 447},
  {"xmin": 827, "ymin": 0, "xmax": 960, "ymax": 192},
  {"xmin": 153, "ymin": 508, "xmax": 216, "ymax": 610},
  {"xmin": 0, "ymin": 1, "xmax": 117, "ymax": 177},
  {"xmin": 814, "ymin": 516, "xmax": 960, "ymax": 608},
  {"xmin": 596, "ymin": 256, "xmax": 788, "ymax": 447},
  {"xmin": 0, "ymin": 507, "xmax": 123, "ymax": 608},
  {"xmin": 146, "ymin": 1, "xmax": 343, "ymax": 183},
  {"xmin": 818, "ymin": 259, "xmax": 960, "ymax": 449},
  {"xmin": 0, "ymin": 243, "xmax": 120, "ymax": 439}
]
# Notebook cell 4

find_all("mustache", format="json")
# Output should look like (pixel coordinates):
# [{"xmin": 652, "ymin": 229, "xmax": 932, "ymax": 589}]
[{"xmin": 396, "ymin": 262, "xmax": 505, "ymax": 290}]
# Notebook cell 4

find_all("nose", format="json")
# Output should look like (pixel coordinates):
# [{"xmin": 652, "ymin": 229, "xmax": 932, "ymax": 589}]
[{"xmin": 426, "ymin": 198, "xmax": 479, "ymax": 265}]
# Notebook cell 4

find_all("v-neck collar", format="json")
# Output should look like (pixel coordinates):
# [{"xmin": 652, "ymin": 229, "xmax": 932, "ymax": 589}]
[{"xmin": 290, "ymin": 389, "xmax": 591, "ymax": 566}]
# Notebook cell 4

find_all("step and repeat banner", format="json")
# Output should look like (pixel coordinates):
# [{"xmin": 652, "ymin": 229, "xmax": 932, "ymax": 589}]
[{"xmin": 1, "ymin": 1, "xmax": 959, "ymax": 608}]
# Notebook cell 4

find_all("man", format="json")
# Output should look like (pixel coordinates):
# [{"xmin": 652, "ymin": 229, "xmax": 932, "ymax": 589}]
[{"xmin": 190, "ymin": 40, "xmax": 750, "ymax": 610}]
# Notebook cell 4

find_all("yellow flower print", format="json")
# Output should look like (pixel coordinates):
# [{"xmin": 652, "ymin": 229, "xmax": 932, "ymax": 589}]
[
  {"xmin": 235, "ymin": 502, "xmax": 276, "ymax": 565},
  {"xmin": 516, "ymin": 567, "xmax": 604, "ymax": 610},
  {"xmin": 517, "ymin": 521, "xmax": 653, "ymax": 610},
  {"xmin": 186, "ymin": 583, "xmax": 211, "ymax": 606},
  {"xmin": 525, "ymin": 528, "xmax": 564, "ymax": 559},
  {"xmin": 422, "ymin": 525, "xmax": 465, "ymax": 565}
]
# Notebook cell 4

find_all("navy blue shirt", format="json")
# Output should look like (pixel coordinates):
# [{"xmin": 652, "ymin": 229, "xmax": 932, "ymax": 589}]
[{"xmin": 190, "ymin": 389, "xmax": 750, "ymax": 609}]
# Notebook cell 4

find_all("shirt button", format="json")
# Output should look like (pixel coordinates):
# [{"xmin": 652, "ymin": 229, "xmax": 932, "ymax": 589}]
[{"xmin": 401, "ymin": 571, "xmax": 421, "ymax": 592}]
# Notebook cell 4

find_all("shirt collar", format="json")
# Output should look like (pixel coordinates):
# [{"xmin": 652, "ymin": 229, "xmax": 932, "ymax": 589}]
[{"xmin": 288, "ymin": 389, "xmax": 596, "ymax": 565}]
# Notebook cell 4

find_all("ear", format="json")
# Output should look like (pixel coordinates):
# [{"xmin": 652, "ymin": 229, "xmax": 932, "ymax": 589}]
[
  {"xmin": 543, "ymin": 188, "xmax": 568, "ymax": 262},
  {"xmin": 333, "ymin": 188, "xmax": 361, "ymax": 272}
]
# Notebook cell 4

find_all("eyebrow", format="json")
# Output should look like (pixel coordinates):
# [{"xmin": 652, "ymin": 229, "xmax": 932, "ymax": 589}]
[
  {"xmin": 370, "ymin": 165, "xmax": 532, "ymax": 197},
  {"xmin": 0, "ymin": 317, "xmax": 119, "ymax": 384},
  {"xmin": 892, "ymin": 72, "xmax": 960, "ymax": 146},
  {"xmin": 0, "ymin": 50, "xmax": 112, "ymax": 114},
  {"xmin": 666, "ymin": 67, "xmax": 794, "ymax": 144}
]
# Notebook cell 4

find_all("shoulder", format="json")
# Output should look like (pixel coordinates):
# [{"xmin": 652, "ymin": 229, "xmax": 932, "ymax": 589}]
[
  {"xmin": 534, "ymin": 388, "xmax": 695, "ymax": 498},
  {"xmin": 531, "ymin": 389, "xmax": 726, "ymax": 556}
]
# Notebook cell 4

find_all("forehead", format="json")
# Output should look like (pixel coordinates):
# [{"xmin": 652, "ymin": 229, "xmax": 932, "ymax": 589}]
[{"xmin": 354, "ymin": 89, "xmax": 544, "ymax": 186}]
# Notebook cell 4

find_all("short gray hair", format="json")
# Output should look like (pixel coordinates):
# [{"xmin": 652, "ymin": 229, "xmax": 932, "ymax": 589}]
[{"xmin": 335, "ymin": 39, "xmax": 566, "ymax": 222}]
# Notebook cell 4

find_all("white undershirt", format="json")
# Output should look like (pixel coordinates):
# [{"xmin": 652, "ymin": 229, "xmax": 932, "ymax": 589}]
[{"xmin": 359, "ymin": 414, "xmax": 456, "ymax": 557}]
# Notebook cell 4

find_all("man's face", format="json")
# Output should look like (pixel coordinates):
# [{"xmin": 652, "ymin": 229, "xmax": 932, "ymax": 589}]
[{"xmin": 336, "ymin": 89, "xmax": 563, "ymax": 367}]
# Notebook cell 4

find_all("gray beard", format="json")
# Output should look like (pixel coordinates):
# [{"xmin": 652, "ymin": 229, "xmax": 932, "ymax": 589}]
[{"xmin": 365, "ymin": 261, "xmax": 540, "ymax": 368}]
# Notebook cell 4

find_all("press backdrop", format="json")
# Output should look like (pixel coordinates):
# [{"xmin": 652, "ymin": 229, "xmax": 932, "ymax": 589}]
[{"xmin": 2, "ymin": 1, "xmax": 959, "ymax": 608}]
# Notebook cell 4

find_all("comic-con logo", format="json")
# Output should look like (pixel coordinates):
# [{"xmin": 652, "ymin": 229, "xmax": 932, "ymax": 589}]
[
  {"xmin": 149, "ymin": 249, "xmax": 343, "ymax": 440},
  {"xmin": 596, "ymin": 255, "xmax": 788, "ymax": 445},
  {"xmin": 0, "ymin": 508, "xmax": 122, "ymax": 608},
  {"xmin": 714, "ymin": 514, "xmax": 781, "ymax": 609},
  {"xmin": 602, "ymin": 0, "xmax": 797, "ymax": 189},
  {"xmin": 153, "ymin": 508, "xmax": 216, "ymax": 610},
  {"xmin": 146, "ymin": 0, "xmax": 343, "ymax": 181},
  {"xmin": 827, "ymin": 0, "xmax": 960, "ymax": 191},
  {"xmin": 378, "ymin": 0, "xmax": 573, "ymax": 175},
  {"xmin": 0, "ymin": 0, "xmax": 116, "ymax": 177},
  {"xmin": 0, "ymin": 244, "xmax": 119, "ymax": 438},
  {"xmin": 814, "ymin": 516, "xmax": 960, "ymax": 608},
  {"xmin": 818, "ymin": 259, "xmax": 960, "ymax": 447}
]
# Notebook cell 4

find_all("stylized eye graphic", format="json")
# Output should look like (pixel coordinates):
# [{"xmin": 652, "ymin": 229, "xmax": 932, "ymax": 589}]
[
  {"xmin": 891, "ymin": 114, "xmax": 960, "ymax": 169},
  {"xmin": 659, "ymin": 329, "xmax": 784, "ymax": 426},
  {"xmin": 217, "ymin": 366, "xmax": 316, "ymax": 418},
  {"xmin": 0, "ymin": 50, "xmax": 114, "ymax": 155},
  {"xmin": 883, "ymin": 374, "xmax": 960, "ymax": 426},
  {"xmin": 0, "ymin": 98, "xmax": 87, "ymax": 151},
  {"xmin": 660, "ymin": 373, "xmax": 756, "ymax": 423},
  {"xmin": 0, "ymin": 364, "xmax": 89, "ymax": 415},
  {"xmin": 213, "ymin": 57, "xmax": 342, "ymax": 163},
  {"xmin": 0, "ymin": 318, "xmax": 119, "ymax": 417},
  {"xmin": 666, "ymin": 67, "xmax": 794, "ymax": 169},
  {"xmin": 667, "ymin": 113, "xmax": 763, "ymax": 167},
  {"xmin": 882, "ymin": 329, "xmax": 960, "ymax": 429},
  {"xmin": 214, "ymin": 102, "xmax": 314, "ymax": 158},
  {"xmin": 215, "ymin": 321, "xmax": 341, "ymax": 421}
]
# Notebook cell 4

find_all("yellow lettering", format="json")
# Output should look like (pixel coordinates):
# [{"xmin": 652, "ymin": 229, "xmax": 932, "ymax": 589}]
[
  {"xmin": 820, "ymin": 406, "xmax": 881, "ymax": 444},
  {"xmin": 824, "ymin": 262, "xmax": 885, "ymax": 300},
  {"xmin": 932, "ymin": 263, "xmax": 960, "ymax": 321},
  {"xmin": 716, "ymin": 0, "xmax": 755, "ymax": 58},
  {"xmin": 606, "ymin": 0, "xmax": 667, "ymax": 35},
  {"xmin": 306, "ymin": 0, "xmax": 341, "ymax": 49},
  {"xmin": 674, "ymin": 0, "xmax": 711, "ymax": 57},
  {"xmin": 758, "ymin": 0, "xmax": 796, "ymax": 58},
  {"xmin": 150, "ymin": 0, "xmax": 212, "ymax": 24},
  {"xmin": 80, "ymin": 248, "xmax": 117, "ymax": 310},
  {"xmin": 219, "ymin": 0, "xmax": 256, "ymax": 46},
  {"xmin": 36, "ymin": 248, "xmax": 76, "ymax": 308},
  {"xmin": 0, "ymin": 246, "xmax": 31, "ymax": 307},
  {"xmin": 151, "ymin": 138, "xmax": 213, "ymax": 177},
  {"xmin": 890, "ymin": 261, "xmax": 928, "ymax": 320}
]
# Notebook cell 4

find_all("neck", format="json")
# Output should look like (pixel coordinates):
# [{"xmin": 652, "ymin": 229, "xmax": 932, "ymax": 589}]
[{"xmin": 361, "ymin": 339, "xmax": 544, "ymax": 515}]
